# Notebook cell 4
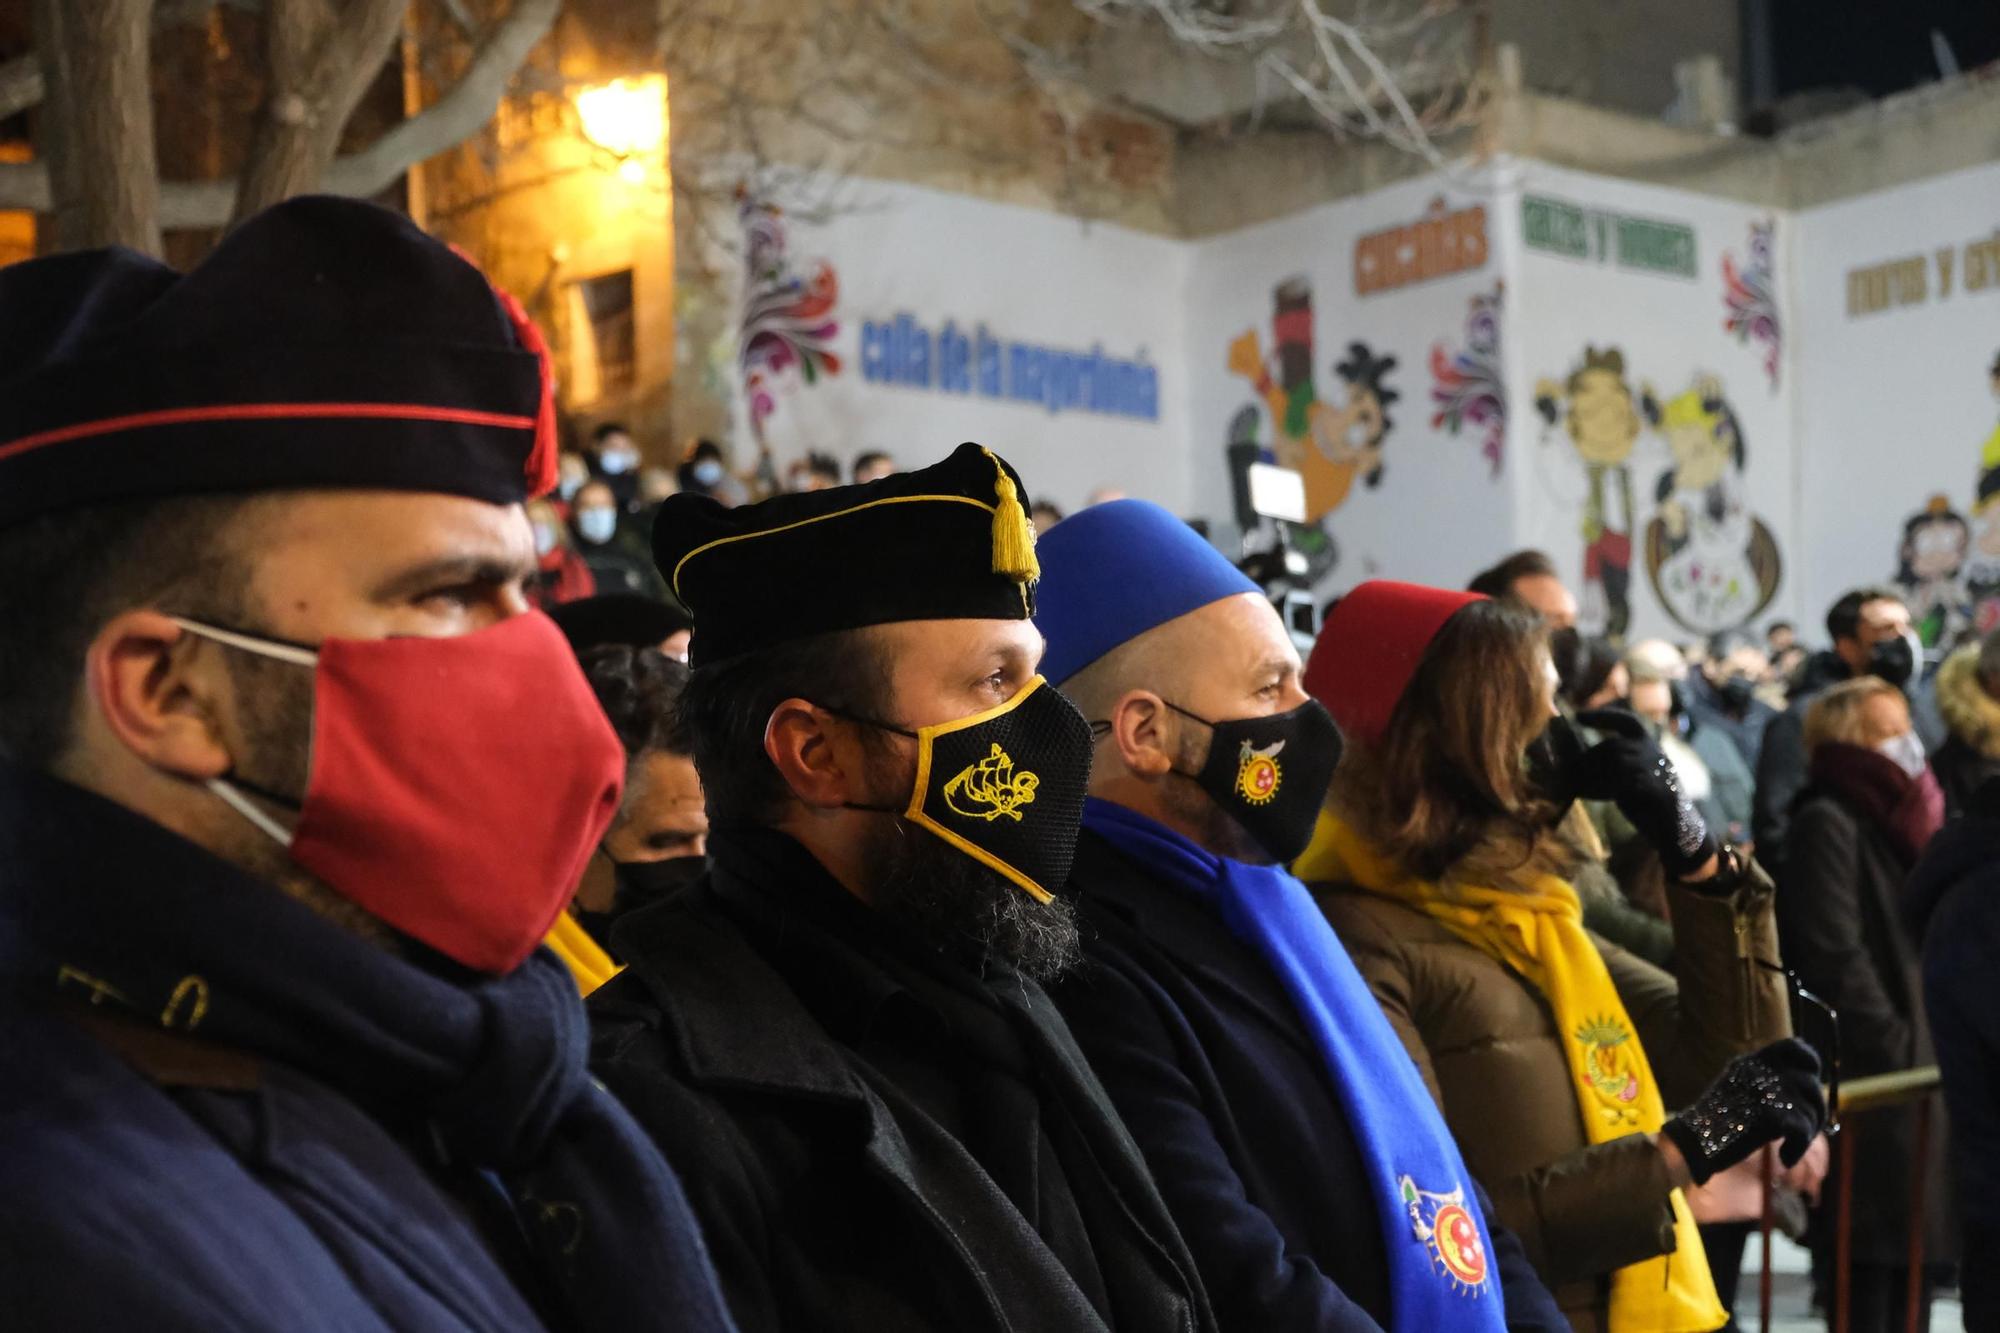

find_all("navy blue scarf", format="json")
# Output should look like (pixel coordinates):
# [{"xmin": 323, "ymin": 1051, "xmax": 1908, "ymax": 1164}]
[
  {"xmin": 0, "ymin": 759, "xmax": 734, "ymax": 1333},
  {"xmin": 1084, "ymin": 799, "xmax": 1506, "ymax": 1332}
]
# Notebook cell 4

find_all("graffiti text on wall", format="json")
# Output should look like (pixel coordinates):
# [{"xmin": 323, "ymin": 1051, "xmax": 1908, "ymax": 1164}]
[
  {"xmin": 1846, "ymin": 233, "xmax": 2000, "ymax": 318},
  {"xmin": 1353, "ymin": 197, "xmax": 1488, "ymax": 296},
  {"xmin": 1522, "ymin": 195, "xmax": 1697, "ymax": 279},
  {"xmin": 860, "ymin": 313, "xmax": 1159, "ymax": 421}
]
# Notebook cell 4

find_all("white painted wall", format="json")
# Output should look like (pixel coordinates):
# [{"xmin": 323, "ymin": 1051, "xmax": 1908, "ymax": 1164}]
[
  {"xmin": 721, "ymin": 157, "xmax": 2000, "ymax": 653},
  {"xmin": 1182, "ymin": 167, "xmax": 1517, "ymax": 596},
  {"xmin": 739, "ymin": 178, "xmax": 1194, "ymax": 516},
  {"xmin": 1791, "ymin": 159, "xmax": 2000, "ymax": 645},
  {"xmin": 1509, "ymin": 162, "xmax": 1798, "ymax": 644}
]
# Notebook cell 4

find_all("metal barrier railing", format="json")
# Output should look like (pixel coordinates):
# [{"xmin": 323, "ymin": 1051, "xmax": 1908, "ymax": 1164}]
[{"xmin": 1757, "ymin": 1065, "xmax": 1944, "ymax": 1333}]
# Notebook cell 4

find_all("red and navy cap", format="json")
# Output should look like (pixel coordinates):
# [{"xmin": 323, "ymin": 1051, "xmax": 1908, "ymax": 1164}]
[{"xmin": 0, "ymin": 195, "xmax": 557, "ymax": 531}]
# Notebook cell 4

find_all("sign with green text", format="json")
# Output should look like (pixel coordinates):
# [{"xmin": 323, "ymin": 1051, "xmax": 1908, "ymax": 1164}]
[{"xmin": 1522, "ymin": 194, "xmax": 1697, "ymax": 279}]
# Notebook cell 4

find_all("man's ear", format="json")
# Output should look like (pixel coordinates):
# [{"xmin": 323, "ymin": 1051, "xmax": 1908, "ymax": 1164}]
[
  {"xmin": 1106, "ymin": 689, "xmax": 1179, "ymax": 779},
  {"xmin": 765, "ymin": 698, "xmax": 867, "ymax": 809},
  {"xmin": 84, "ymin": 610, "xmax": 236, "ymax": 782}
]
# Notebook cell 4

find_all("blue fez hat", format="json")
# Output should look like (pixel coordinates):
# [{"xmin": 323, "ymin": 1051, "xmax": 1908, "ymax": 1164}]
[
  {"xmin": 1033, "ymin": 499, "xmax": 1259, "ymax": 683},
  {"xmin": 0, "ymin": 195, "xmax": 556, "ymax": 531}
]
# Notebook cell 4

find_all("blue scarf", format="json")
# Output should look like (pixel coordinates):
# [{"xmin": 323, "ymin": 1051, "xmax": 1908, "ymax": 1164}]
[{"xmin": 1084, "ymin": 799, "xmax": 1506, "ymax": 1332}]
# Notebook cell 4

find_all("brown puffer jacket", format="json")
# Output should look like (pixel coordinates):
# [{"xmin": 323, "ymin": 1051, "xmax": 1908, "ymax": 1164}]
[{"xmin": 1310, "ymin": 856, "xmax": 1791, "ymax": 1333}]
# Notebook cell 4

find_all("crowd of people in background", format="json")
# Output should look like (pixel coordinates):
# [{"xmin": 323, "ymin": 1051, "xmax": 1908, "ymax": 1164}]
[
  {"xmin": 534, "ymin": 414, "xmax": 1990, "ymax": 1331},
  {"xmin": 7, "ymin": 196, "xmax": 1997, "ymax": 1333}
]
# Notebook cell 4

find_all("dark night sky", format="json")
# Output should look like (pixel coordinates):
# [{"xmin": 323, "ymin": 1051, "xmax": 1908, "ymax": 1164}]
[{"xmin": 1769, "ymin": 0, "xmax": 2000, "ymax": 99}]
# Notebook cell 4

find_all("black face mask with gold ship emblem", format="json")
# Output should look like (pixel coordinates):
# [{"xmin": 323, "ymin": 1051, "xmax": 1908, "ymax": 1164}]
[{"xmin": 832, "ymin": 676, "xmax": 1093, "ymax": 902}]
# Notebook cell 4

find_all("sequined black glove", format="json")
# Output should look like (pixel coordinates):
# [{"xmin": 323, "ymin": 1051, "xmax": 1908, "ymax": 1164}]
[
  {"xmin": 1661, "ymin": 1039, "xmax": 1827, "ymax": 1186},
  {"xmin": 1567, "ymin": 708, "xmax": 1717, "ymax": 879}
]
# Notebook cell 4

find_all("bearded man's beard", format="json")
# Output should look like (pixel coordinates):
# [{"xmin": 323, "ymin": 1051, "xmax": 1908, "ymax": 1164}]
[
  {"xmin": 855, "ymin": 744, "xmax": 1082, "ymax": 982},
  {"xmin": 866, "ymin": 815, "xmax": 1082, "ymax": 982}
]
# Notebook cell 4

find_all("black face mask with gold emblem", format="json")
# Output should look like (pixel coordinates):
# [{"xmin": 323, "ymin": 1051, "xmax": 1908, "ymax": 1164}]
[
  {"xmin": 833, "ymin": 676, "xmax": 1093, "ymax": 903},
  {"xmin": 1162, "ymin": 698, "xmax": 1342, "ymax": 864}
]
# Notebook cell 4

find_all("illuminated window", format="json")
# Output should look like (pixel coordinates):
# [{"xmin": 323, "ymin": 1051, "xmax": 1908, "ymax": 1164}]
[{"xmin": 568, "ymin": 268, "xmax": 635, "ymax": 401}]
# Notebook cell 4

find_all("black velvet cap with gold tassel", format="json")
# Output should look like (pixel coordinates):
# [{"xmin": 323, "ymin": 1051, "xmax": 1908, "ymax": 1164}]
[{"xmin": 655, "ymin": 441, "xmax": 1042, "ymax": 667}]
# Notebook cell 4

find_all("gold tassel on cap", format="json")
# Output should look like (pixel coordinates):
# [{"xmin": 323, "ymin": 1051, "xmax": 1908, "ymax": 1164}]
[{"xmin": 984, "ymin": 447, "xmax": 1040, "ymax": 583}]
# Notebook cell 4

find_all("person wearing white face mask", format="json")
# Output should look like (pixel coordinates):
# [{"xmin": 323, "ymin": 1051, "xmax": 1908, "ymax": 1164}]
[
  {"xmin": 1753, "ymin": 586, "xmax": 1935, "ymax": 878},
  {"xmin": 570, "ymin": 480, "xmax": 661, "ymax": 598},
  {"xmin": 1780, "ymin": 676, "xmax": 1956, "ymax": 1331},
  {"xmin": 557, "ymin": 448, "xmax": 592, "ymax": 502},
  {"xmin": 527, "ymin": 496, "xmax": 597, "ymax": 608},
  {"xmin": 589, "ymin": 422, "xmax": 644, "ymax": 511},
  {"xmin": 677, "ymin": 437, "xmax": 748, "ymax": 506}
]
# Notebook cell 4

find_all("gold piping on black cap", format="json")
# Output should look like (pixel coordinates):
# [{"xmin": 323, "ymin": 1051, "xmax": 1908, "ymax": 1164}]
[{"xmin": 655, "ymin": 442, "xmax": 1041, "ymax": 667}]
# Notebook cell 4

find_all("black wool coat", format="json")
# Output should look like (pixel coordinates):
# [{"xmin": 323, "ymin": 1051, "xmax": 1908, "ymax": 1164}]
[
  {"xmin": 1779, "ymin": 789, "xmax": 1957, "ymax": 1267},
  {"xmin": 588, "ymin": 828, "xmax": 1215, "ymax": 1333},
  {"xmin": 1048, "ymin": 830, "xmax": 1567, "ymax": 1333},
  {"xmin": 1916, "ymin": 795, "xmax": 2000, "ymax": 1328}
]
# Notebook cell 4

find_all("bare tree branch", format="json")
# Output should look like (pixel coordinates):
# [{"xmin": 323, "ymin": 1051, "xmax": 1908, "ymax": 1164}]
[
  {"xmin": 1, "ymin": 2, "xmax": 263, "ymax": 121},
  {"xmin": 0, "ymin": 0, "xmax": 559, "ymax": 229},
  {"xmin": 231, "ymin": 0, "xmax": 411, "ymax": 223},
  {"xmin": 34, "ymin": 0, "xmax": 162, "ymax": 253},
  {"xmin": 321, "ymin": 0, "xmax": 557, "ymax": 198}
]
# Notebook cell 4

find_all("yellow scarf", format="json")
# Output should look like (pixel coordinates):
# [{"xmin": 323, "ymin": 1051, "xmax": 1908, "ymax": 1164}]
[
  {"xmin": 1296, "ymin": 812, "xmax": 1726, "ymax": 1333},
  {"xmin": 544, "ymin": 911, "xmax": 622, "ymax": 998}
]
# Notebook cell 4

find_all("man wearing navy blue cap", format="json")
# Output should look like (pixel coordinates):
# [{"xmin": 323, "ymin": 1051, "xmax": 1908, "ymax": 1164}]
[
  {"xmin": 0, "ymin": 197, "xmax": 732, "ymax": 1331},
  {"xmin": 589, "ymin": 447, "xmax": 1217, "ymax": 1333},
  {"xmin": 1035, "ymin": 499, "xmax": 1564, "ymax": 1332}
]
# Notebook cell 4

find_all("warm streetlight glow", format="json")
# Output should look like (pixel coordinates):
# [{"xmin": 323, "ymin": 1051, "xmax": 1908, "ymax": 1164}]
[{"xmin": 575, "ymin": 76, "xmax": 666, "ymax": 160}]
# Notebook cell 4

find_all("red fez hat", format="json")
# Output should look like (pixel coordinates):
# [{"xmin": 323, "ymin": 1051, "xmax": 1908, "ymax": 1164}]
[{"xmin": 1304, "ymin": 580, "xmax": 1484, "ymax": 747}]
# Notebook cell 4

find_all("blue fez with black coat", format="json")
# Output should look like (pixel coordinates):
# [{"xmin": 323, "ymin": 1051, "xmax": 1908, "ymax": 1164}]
[
  {"xmin": 1033, "ymin": 498, "xmax": 1260, "ymax": 683},
  {"xmin": 0, "ymin": 195, "xmax": 557, "ymax": 531}
]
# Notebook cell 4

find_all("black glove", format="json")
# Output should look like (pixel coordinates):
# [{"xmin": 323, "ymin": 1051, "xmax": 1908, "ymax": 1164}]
[
  {"xmin": 1661, "ymin": 1039, "xmax": 1827, "ymax": 1186},
  {"xmin": 1566, "ymin": 708, "xmax": 1717, "ymax": 878}
]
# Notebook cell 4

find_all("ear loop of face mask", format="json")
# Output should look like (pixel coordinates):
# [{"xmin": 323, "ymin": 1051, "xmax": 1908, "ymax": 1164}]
[
  {"xmin": 169, "ymin": 616, "xmax": 320, "ymax": 850},
  {"xmin": 815, "ymin": 704, "xmax": 921, "ymax": 815},
  {"xmin": 1088, "ymin": 698, "xmax": 1214, "ymax": 783}
]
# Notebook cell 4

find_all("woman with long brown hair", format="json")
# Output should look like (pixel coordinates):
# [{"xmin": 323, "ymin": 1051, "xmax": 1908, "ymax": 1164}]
[{"xmin": 1295, "ymin": 580, "xmax": 1826, "ymax": 1333}]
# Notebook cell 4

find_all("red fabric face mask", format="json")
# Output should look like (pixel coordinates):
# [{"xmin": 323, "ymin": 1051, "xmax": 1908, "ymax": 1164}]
[{"xmin": 174, "ymin": 611, "xmax": 625, "ymax": 974}]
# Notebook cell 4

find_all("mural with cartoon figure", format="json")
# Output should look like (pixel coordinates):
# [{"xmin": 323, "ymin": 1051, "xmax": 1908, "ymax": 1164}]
[
  {"xmin": 1896, "ymin": 496, "xmax": 1973, "ymax": 648},
  {"xmin": 1224, "ymin": 277, "xmax": 1398, "ymax": 579},
  {"xmin": 1536, "ymin": 348, "xmax": 1641, "ymax": 639},
  {"xmin": 1954, "ymin": 352, "xmax": 2000, "ymax": 635},
  {"xmin": 1641, "ymin": 375, "xmax": 1783, "ymax": 634}
]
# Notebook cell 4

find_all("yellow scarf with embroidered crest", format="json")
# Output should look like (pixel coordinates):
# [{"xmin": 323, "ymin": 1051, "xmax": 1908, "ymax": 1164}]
[{"xmin": 1295, "ymin": 812, "xmax": 1726, "ymax": 1333}]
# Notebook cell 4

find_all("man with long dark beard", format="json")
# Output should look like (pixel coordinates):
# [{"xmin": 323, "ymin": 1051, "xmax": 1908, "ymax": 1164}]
[{"xmin": 590, "ymin": 444, "xmax": 1216, "ymax": 1333}]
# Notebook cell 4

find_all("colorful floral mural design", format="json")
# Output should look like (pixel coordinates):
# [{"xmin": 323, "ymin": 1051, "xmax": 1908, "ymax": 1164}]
[
  {"xmin": 1722, "ymin": 219, "xmax": 1782, "ymax": 389},
  {"xmin": 1430, "ymin": 282, "xmax": 1506, "ymax": 477},
  {"xmin": 738, "ymin": 190, "xmax": 842, "ymax": 446}
]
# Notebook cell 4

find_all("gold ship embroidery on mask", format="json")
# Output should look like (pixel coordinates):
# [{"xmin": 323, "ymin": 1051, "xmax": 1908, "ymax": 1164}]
[{"xmin": 942, "ymin": 743, "xmax": 1041, "ymax": 822}]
